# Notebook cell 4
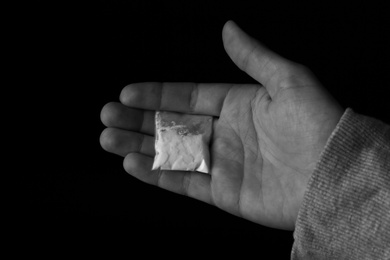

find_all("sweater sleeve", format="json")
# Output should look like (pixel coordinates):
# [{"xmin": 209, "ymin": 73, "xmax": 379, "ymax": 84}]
[{"xmin": 291, "ymin": 108, "xmax": 390, "ymax": 260}]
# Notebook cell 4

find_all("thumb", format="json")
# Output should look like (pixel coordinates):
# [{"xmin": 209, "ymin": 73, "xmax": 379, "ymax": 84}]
[{"xmin": 222, "ymin": 20, "xmax": 294, "ymax": 96}]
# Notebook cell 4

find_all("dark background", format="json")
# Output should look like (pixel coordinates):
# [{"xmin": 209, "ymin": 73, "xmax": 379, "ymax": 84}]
[{"xmin": 21, "ymin": 0, "xmax": 389, "ymax": 256}]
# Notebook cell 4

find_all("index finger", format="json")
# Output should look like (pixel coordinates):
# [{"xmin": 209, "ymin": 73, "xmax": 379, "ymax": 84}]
[{"xmin": 119, "ymin": 82, "xmax": 233, "ymax": 116}]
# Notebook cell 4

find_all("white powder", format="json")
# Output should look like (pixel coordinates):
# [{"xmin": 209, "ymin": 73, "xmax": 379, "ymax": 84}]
[{"xmin": 152, "ymin": 111, "xmax": 212, "ymax": 173}]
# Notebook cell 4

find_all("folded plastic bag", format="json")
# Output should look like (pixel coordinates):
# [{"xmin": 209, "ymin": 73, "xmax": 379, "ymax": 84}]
[{"xmin": 152, "ymin": 111, "xmax": 213, "ymax": 173}]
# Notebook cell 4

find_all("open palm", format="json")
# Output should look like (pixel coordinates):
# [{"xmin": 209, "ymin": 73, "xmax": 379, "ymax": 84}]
[{"xmin": 100, "ymin": 21, "xmax": 343, "ymax": 230}]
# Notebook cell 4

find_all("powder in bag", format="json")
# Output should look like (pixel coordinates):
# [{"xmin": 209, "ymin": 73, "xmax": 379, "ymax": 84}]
[{"xmin": 152, "ymin": 111, "xmax": 213, "ymax": 173}]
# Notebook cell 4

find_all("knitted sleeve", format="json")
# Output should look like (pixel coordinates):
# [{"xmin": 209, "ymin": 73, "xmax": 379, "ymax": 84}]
[{"xmin": 291, "ymin": 108, "xmax": 390, "ymax": 260}]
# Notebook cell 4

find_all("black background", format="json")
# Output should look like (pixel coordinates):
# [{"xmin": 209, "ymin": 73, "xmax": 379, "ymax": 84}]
[{"xmin": 21, "ymin": 0, "xmax": 389, "ymax": 256}]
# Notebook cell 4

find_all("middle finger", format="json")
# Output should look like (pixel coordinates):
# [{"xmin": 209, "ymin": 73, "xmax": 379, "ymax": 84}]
[{"xmin": 101, "ymin": 102, "xmax": 155, "ymax": 135}]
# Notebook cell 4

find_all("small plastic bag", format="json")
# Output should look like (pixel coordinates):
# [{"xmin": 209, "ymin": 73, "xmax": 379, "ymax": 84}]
[{"xmin": 152, "ymin": 111, "xmax": 213, "ymax": 173}]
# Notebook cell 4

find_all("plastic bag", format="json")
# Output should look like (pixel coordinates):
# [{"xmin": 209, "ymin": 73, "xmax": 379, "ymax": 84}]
[{"xmin": 152, "ymin": 111, "xmax": 213, "ymax": 173}]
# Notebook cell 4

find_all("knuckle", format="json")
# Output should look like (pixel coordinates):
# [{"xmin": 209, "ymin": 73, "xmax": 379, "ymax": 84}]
[
  {"xmin": 278, "ymin": 63, "xmax": 314, "ymax": 90},
  {"xmin": 296, "ymin": 64, "xmax": 311, "ymax": 75},
  {"xmin": 289, "ymin": 62, "xmax": 311, "ymax": 75}
]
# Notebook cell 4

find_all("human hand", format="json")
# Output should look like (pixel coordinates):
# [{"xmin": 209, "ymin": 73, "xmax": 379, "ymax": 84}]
[{"xmin": 100, "ymin": 20, "xmax": 343, "ymax": 230}]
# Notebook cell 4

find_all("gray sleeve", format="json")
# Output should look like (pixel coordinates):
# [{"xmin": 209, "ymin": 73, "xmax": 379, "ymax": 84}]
[{"xmin": 291, "ymin": 108, "xmax": 390, "ymax": 260}]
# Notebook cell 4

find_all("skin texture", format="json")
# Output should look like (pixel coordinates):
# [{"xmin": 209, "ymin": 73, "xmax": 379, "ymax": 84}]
[{"xmin": 100, "ymin": 20, "xmax": 343, "ymax": 230}]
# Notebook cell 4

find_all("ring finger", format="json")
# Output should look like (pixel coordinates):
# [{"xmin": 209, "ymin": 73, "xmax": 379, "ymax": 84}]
[{"xmin": 100, "ymin": 128, "xmax": 155, "ymax": 157}]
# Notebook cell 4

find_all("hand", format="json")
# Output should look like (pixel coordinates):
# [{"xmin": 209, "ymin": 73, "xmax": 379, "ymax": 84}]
[{"xmin": 100, "ymin": 20, "xmax": 343, "ymax": 230}]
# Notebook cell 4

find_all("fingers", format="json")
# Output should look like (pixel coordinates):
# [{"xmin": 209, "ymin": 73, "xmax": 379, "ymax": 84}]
[
  {"xmin": 222, "ymin": 20, "xmax": 296, "ymax": 97},
  {"xmin": 123, "ymin": 153, "xmax": 213, "ymax": 205},
  {"xmin": 100, "ymin": 128, "xmax": 155, "ymax": 157},
  {"xmin": 120, "ymin": 82, "xmax": 233, "ymax": 116},
  {"xmin": 101, "ymin": 102, "xmax": 155, "ymax": 135}
]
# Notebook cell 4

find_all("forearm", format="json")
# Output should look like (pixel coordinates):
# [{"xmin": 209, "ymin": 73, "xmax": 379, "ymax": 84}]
[{"xmin": 292, "ymin": 108, "xmax": 390, "ymax": 260}]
